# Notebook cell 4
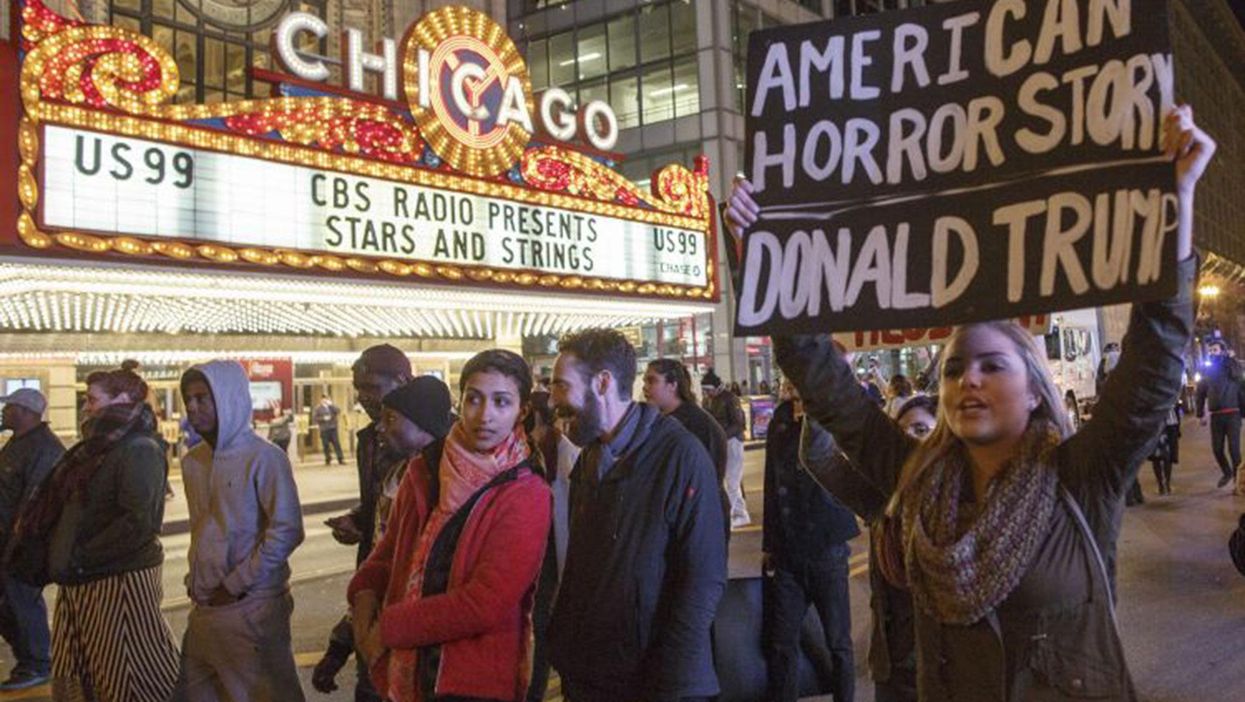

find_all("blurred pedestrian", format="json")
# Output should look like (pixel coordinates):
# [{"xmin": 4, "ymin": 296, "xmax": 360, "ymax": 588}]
[
  {"xmin": 883, "ymin": 374, "xmax": 916, "ymax": 419},
  {"xmin": 1096, "ymin": 343, "xmax": 1122, "ymax": 396},
  {"xmin": 11, "ymin": 369, "xmax": 180, "ymax": 700},
  {"xmin": 0, "ymin": 389, "xmax": 63, "ymax": 690},
  {"xmin": 1150, "ymin": 403, "xmax": 1181, "ymax": 496},
  {"xmin": 315, "ymin": 344, "xmax": 416, "ymax": 701},
  {"xmin": 549, "ymin": 329, "xmax": 725, "ymax": 702},
  {"xmin": 702, "ymin": 370, "xmax": 750, "ymax": 528},
  {"xmin": 763, "ymin": 381, "xmax": 858, "ymax": 702},
  {"xmin": 174, "ymin": 361, "xmax": 305, "ymax": 701},
  {"xmin": 1196, "ymin": 340, "xmax": 1243, "ymax": 489},
  {"xmin": 348, "ymin": 350, "xmax": 550, "ymax": 702},
  {"xmin": 862, "ymin": 373, "xmax": 885, "ymax": 407},
  {"xmin": 315, "ymin": 394, "xmax": 345, "ymax": 465},
  {"xmin": 267, "ymin": 399, "xmax": 294, "ymax": 454},
  {"xmin": 643, "ymin": 358, "xmax": 730, "ymax": 538}
]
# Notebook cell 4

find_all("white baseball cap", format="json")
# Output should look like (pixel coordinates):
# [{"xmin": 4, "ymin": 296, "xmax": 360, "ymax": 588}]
[{"xmin": 0, "ymin": 388, "xmax": 48, "ymax": 416}]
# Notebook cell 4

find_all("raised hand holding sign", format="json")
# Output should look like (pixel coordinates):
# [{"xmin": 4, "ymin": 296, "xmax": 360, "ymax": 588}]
[{"xmin": 730, "ymin": 0, "xmax": 1204, "ymax": 336}]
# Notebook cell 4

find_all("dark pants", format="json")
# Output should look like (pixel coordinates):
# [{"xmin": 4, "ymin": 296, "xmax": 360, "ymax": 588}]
[
  {"xmin": 355, "ymin": 656, "xmax": 380, "ymax": 702},
  {"xmin": 562, "ymin": 679, "xmax": 714, "ymax": 702},
  {"xmin": 321, "ymin": 427, "xmax": 344, "ymax": 464},
  {"xmin": 764, "ymin": 544, "xmax": 854, "ymax": 702},
  {"xmin": 273, "ymin": 437, "xmax": 291, "ymax": 454},
  {"xmin": 1151, "ymin": 424, "xmax": 1180, "ymax": 493},
  {"xmin": 874, "ymin": 681, "xmax": 918, "ymax": 702},
  {"xmin": 1210, "ymin": 412, "xmax": 1242, "ymax": 479},
  {"xmin": 1, "ymin": 575, "xmax": 50, "ymax": 675}
]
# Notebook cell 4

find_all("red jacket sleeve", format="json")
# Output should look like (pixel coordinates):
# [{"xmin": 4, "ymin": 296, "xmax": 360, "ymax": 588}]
[
  {"xmin": 379, "ymin": 477, "xmax": 552, "ymax": 649},
  {"xmin": 347, "ymin": 457, "xmax": 423, "ymax": 604}
]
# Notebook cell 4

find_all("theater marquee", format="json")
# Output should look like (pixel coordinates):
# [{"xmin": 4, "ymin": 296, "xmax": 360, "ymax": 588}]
[{"xmin": 10, "ymin": 1, "xmax": 718, "ymax": 302}]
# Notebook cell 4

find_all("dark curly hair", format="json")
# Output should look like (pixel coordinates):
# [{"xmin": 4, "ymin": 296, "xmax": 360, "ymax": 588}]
[{"xmin": 558, "ymin": 328, "xmax": 637, "ymax": 400}]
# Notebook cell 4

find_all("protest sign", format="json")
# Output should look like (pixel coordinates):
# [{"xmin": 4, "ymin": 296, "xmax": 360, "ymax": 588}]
[{"xmin": 737, "ymin": 0, "xmax": 1177, "ymax": 336}]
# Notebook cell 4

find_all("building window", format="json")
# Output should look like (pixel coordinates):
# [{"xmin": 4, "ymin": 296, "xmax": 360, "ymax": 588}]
[
  {"xmin": 607, "ymin": 14, "xmax": 636, "ymax": 72},
  {"xmin": 733, "ymin": 5, "xmax": 778, "ymax": 112},
  {"xmin": 641, "ymin": 62, "xmax": 675, "ymax": 124},
  {"xmin": 515, "ymin": 0, "xmax": 573, "ymax": 11},
  {"xmin": 548, "ymin": 30, "xmax": 576, "ymax": 86},
  {"xmin": 639, "ymin": 3, "xmax": 673, "ymax": 64},
  {"xmin": 576, "ymin": 23, "xmax": 608, "ymax": 81},
  {"xmin": 610, "ymin": 76, "xmax": 641, "ymax": 129},
  {"xmin": 521, "ymin": 0, "xmax": 700, "ymax": 130},
  {"xmin": 529, "ymin": 38, "xmax": 549, "ymax": 90},
  {"xmin": 107, "ymin": 0, "xmax": 328, "ymax": 104},
  {"xmin": 672, "ymin": 56, "xmax": 700, "ymax": 117}
]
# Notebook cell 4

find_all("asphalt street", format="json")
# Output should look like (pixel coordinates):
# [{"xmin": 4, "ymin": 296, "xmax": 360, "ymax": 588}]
[{"xmin": 2, "ymin": 419, "xmax": 1244, "ymax": 701}]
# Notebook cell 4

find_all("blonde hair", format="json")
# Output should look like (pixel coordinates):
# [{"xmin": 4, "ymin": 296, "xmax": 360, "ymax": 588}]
[{"xmin": 891, "ymin": 321, "xmax": 1074, "ymax": 507}]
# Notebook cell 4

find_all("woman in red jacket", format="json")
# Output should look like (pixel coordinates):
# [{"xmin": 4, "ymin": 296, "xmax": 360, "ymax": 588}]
[{"xmin": 348, "ymin": 350, "xmax": 553, "ymax": 702}]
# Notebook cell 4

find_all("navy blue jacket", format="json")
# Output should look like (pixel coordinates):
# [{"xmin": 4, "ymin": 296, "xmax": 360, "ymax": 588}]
[
  {"xmin": 763, "ymin": 400, "xmax": 859, "ymax": 564},
  {"xmin": 548, "ymin": 403, "xmax": 726, "ymax": 701}
]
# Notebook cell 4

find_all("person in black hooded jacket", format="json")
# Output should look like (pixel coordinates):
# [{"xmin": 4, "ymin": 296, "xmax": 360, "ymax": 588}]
[{"xmin": 763, "ymin": 381, "xmax": 859, "ymax": 702}]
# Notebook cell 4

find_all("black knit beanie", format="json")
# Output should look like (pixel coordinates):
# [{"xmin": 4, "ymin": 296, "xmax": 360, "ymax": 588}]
[{"xmin": 382, "ymin": 376, "xmax": 454, "ymax": 439}]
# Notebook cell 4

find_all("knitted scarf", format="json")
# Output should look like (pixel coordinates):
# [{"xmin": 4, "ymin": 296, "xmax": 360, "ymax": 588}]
[
  {"xmin": 901, "ymin": 422, "xmax": 1061, "ymax": 625},
  {"xmin": 17, "ymin": 401, "xmax": 153, "ymax": 540},
  {"xmin": 387, "ymin": 421, "xmax": 531, "ymax": 702}
]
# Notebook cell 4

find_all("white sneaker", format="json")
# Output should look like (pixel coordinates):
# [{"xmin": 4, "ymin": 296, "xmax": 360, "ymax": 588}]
[{"xmin": 731, "ymin": 513, "xmax": 752, "ymax": 529}]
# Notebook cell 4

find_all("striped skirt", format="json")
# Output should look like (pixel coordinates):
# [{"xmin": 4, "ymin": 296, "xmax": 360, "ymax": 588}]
[{"xmin": 51, "ymin": 565, "xmax": 180, "ymax": 702}]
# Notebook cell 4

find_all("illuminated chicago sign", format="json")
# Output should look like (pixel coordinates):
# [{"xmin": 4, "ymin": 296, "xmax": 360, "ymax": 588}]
[
  {"xmin": 9, "ymin": 1, "xmax": 717, "ymax": 303},
  {"xmin": 272, "ymin": 7, "xmax": 620, "ymax": 176}
]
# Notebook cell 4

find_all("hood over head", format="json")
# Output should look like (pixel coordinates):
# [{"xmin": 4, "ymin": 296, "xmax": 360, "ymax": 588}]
[{"xmin": 183, "ymin": 360, "xmax": 255, "ymax": 451}]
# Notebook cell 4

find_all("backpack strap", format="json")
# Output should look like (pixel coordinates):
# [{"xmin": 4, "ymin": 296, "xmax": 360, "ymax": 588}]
[{"xmin": 1058, "ymin": 484, "xmax": 1119, "ymax": 630}]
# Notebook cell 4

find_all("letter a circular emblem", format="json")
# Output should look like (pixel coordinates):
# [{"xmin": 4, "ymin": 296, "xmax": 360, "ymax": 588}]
[{"xmin": 403, "ymin": 6, "xmax": 534, "ymax": 177}]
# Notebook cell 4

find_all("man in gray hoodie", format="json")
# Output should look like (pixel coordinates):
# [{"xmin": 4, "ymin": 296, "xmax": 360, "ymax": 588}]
[{"xmin": 174, "ymin": 360, "xmax": 306, "ymax": 701}]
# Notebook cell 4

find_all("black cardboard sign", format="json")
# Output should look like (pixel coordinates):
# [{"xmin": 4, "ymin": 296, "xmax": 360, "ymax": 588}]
[{"xmin": 737, "ymin": 0, "xmax": 1177, "ymax": 335}]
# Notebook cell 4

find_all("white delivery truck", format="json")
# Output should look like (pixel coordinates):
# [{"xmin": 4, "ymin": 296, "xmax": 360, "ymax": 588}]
[{"xmin": 1042, "ymin": 308, "xmax": 1102, "ymax": 429}]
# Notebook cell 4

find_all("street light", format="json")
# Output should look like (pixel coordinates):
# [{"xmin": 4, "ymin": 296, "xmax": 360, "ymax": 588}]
[{"xmin": 1199, "ymin": 285, "xmax": 1221, "ymax": 298}]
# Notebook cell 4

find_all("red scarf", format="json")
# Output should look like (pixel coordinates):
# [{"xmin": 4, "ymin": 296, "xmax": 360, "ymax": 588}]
[{"xmin": 387, "ymin": 421, "xmax": 530, "ymax": 702}]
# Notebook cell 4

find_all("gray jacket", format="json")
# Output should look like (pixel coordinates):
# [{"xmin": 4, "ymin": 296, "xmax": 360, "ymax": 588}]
[{"xmin": 182, "ymin": 361, "xmax": 305, "ymax": 603}]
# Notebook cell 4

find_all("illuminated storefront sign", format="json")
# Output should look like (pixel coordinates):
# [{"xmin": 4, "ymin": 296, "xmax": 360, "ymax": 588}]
[
  {"xmin": 8, "ymin": 1, "xmax": 717, "ymax": 302},
  {"xmin": 41, "ymin": 126, "xmax": 707, "ymax": 287},
  {"xmin": 272, "ymin": 6, "xmax": 620, "ymax": 174}
]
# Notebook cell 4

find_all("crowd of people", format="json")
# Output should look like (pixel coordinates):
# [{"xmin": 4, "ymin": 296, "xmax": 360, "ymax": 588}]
[{"xmin": 0, "ymin": 106, "xmax": 1223, "ymax": 702}]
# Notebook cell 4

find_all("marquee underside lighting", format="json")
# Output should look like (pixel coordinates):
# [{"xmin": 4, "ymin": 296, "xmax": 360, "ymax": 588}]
[{"xmin": 0, "ymin": 261, "xmax": 713, "ymax": 338}]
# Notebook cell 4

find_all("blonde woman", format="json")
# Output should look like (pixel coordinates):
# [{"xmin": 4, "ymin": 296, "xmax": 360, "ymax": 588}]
[{"xmin": 724, "ymin": 106, "xmax": 1214, "ymax": 701}]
